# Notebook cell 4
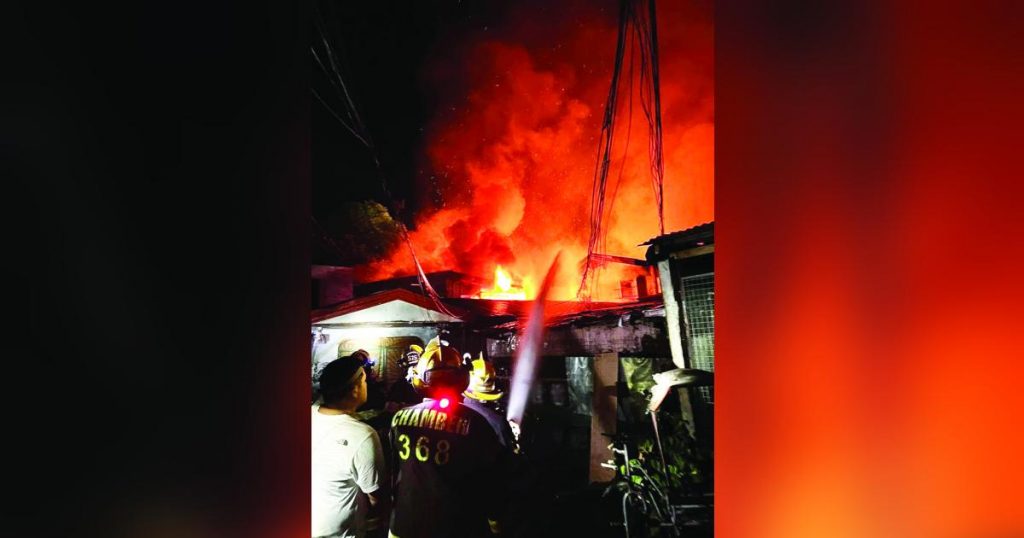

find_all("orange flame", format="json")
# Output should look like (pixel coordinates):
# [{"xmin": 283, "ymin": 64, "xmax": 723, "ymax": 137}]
[
  {"xmin": 479, "ymin": 265, "xmax": 527, "ymax": 300},
  {"xmin": 495, "ymin": 265, "xmax": 513, "ymax": 291},
  {"xmin": 358, "ymin": 1, "xmax": 713, "ymax": 302}
]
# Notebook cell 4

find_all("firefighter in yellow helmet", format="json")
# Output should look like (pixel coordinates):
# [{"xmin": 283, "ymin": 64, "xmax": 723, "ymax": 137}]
[
  {"xmin": 385, "ymin": 344, "xmax": 424, "ymax": 408},
  {"xmin": 404, "ymin": 344, "xmax": 423, "ymax": 380},
  {"xmin": 388, "ymin": 337, "xmax": 512, "ymax": 538},
  {"xmin": 463, "ymin": 353, "xmax": 518, "ymax": 454},
  {"xmin": 409, "ymin": 337, "xmax": 465, "ymax": 395},
  {"xmin": 464, "ymin": 354, "xmax": 503, "ymax": 403}
]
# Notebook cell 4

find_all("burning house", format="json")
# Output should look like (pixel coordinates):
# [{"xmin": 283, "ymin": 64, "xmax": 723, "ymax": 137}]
[
  {"xmin": 311, "ymin": 222, "xmax": 714, "ymax": 494},
  {"xmin": 312, "ymin": 0, "xmax": 713, "ymax": 533}
]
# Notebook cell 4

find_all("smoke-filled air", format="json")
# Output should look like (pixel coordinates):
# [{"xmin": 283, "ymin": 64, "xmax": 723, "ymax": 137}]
[{"xmin": 360, "ymin": 0, "xmax": 712, "ymax": 301}]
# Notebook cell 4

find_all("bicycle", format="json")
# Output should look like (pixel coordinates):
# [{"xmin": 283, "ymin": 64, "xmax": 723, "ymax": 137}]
[{"xmin": 601, "ymin": 432, "xmax": 680, "ymax": 538}]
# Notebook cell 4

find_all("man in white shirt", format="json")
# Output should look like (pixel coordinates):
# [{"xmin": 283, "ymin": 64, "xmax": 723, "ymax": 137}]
[{"xmin": 312, "ymin": 354, "xmax": 386, "ymax": 538}]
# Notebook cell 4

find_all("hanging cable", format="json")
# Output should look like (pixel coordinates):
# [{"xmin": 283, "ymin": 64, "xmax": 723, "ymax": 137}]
[
  {"xmin": 636, "ymin": 0, "xmax": 665, "ymax": 235},
  {"xmin": 312, "ymin": 86, "xmax": 370, "ymax": 147},
  {"xmin": 578, "ymin": 0, "xmax": 667, "ymax": 299},
  {"xmin": 401, "ymin": 226, "xmax": 459, "ymax": 318},
  {"xmin": 577, "ymin": 0, "xmax": 631, "ymax": 301},
  {"xmin": 312, "ymin": 3, "xmax": 452, "ymax": 313},
  {"xmin": 650, "ymin": 0, "xmax": 666, "ymax": 236}
]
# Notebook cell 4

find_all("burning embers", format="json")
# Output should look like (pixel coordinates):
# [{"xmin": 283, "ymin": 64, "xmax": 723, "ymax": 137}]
[{"xmin": 477, "ymin": 266, "xmax": 528, "ymax": 300}]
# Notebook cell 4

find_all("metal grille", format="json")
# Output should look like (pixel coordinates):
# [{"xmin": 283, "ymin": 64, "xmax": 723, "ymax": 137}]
[
  {"xmin": 681, "ymin": 272, "xmax": 714, "ymax": 402},
  {"xmin": 565, "ymin": 357, "xmax": 593, "ymax": 416}
]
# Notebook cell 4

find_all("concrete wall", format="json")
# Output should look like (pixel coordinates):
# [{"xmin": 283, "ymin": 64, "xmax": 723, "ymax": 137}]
[{"xmin": 485, "ymin": 318, "xmax": 670, "ymax": 359}]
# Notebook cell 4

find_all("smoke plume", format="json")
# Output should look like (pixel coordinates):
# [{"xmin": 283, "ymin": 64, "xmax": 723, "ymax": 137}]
[{"xmin": 362, "ymin": 0, "xmax": 713, "ymax": 300}]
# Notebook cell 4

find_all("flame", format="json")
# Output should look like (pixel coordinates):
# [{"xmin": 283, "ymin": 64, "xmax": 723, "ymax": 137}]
[
  {"xmin": 479, "ymin": 265, "xmax": 527, "ymax": 300},
  {"xmin": 495, "ymin": 266, "xmax": 513, "ymax": 292},
  {"xmin": 358, "ymin": 1, "xmax": 713, "ymax": 301}
]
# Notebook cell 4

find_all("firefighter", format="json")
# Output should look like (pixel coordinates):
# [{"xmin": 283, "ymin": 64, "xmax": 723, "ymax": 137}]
[
  {"xmin": 463, "ymin": 354, "xmax": 518, "ymax": 453},
  {"xmin": 388, "ymin": 337, "xmax": 511, "ymax": 538},
  {"xmin": 462, "ymin": 355, "xmax": 534, "ymax": 538},
  {"xmin": 404, "ymin": 345, "xmax": 422, "ymax": 380},
  {"xmin": 386, "ymin": 344, "xmax": 423, "ymax": 407}
]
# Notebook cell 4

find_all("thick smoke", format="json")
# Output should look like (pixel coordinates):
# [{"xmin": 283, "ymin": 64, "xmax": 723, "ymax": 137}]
[{"xmin": 363, "ymin": 0, "xmax": 713, "ymax": 300}]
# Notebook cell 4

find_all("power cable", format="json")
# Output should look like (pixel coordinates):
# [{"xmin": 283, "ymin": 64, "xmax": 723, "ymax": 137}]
[
  {"xmin": 312, "ymin": 3, "xmax": 453, "ymax": 316},
  {"xmin": 578, "ymin": 0, "xmax": 631, "ymax": 301},
  {"xmin": 579, "ymin": 0, "xmax": 667, "ymax": 299}
]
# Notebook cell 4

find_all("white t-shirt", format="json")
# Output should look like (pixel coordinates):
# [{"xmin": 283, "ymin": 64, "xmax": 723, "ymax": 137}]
[{"xmin": 311, "ymin": 405, "xmax": 384, "ymax": 538}]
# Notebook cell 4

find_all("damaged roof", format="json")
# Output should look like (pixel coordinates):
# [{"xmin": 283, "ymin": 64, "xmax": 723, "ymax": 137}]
[
  {"xmin": 445, "ymin": 298, "xmax": 627, "ymax": 325},
  {"xmin": 483, "ymin": 296, "xmax": 665, "ymax": 332},
  {"xmin": 312, "ymin": 287, "xmax": 664, "ymax": 332}
]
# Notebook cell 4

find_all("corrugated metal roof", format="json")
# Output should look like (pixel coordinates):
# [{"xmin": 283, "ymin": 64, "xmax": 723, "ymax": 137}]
[
  {"xmin": 642, "ymin": 221, "xmax": 714, "ymax": 262},
  {"xmin": 640, "ymin": 221, "xmax": 714, "ymax": 247}
]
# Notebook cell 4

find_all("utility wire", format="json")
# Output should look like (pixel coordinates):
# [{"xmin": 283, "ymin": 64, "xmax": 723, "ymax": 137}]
[
  {"xmin": 578, "ymin": 0, "xmax": 631, "ymax": 301},
  {"xmin": 312, "ymin": 86, "xmax": 370, "ymax": 147},
  {"xmin": 312, "ymin": 3, "xmax": 454, "ymax": 317},
  {"xmin": 648, "ymin": 0, "xmax": 666, "ymax": 235},
  {"xmin": 578, "ymin": 0, "xmax": 667, "ymax": 299}
]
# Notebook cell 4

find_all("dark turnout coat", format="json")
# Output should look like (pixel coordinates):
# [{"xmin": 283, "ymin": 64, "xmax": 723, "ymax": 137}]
[{"xmin": 388, "ymin": 398, "xmax": 512, "ymax": 538}]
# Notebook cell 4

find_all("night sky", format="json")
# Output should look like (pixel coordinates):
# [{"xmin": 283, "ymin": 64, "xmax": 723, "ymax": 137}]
[
  {"xmin": 313, "ymin": 1, "xmax": 511, "ymax": 222},
  {"xmin": 312, "ymin": 0, "xmax": 626, "ymax": 267}
]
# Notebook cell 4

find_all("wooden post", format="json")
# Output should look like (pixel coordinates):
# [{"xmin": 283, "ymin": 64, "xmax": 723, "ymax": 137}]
[
  {"xmin": 589, "ymin": 352, "xmax": 619, "ymax": 482},
  {"xmin": 657, "ymin": 259, "xmax": 688, "ymax": 369},
  {"xmin": 677, "ymin": 386, "xmax": 698, "ymax": 440}
]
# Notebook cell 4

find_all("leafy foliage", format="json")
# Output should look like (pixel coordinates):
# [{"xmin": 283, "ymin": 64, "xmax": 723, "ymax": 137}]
[
  {"xmin": 618, "ymin": 359, "xmax": 711, "ymax": 498},
  {"xmin": 317, "ymin": 201, "xmax": 403, "ymax": 266},
  {"xmin": 634, "ymin": 412, "xmax": 707, "ymax": 495}
]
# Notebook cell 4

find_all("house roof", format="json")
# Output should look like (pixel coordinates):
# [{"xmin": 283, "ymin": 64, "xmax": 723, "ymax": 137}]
[
  {"xmin": 641, "ymin": 221, "xmax": 714, "ymax": 247},
  {"xmin": 311, "ymin": 287, "xmax": 664, "ymax": 331},
  {"xmin": 311, "ymin": 288, "xmax": 466, "ymax": 324},
  {"xmin": 643, "ymin": 221, "xmax": 714, "ymax": 261},
  {"xmin": 459, "ymin": 296, "xmax": 665, "ymax": 331},
  {"xmin": 444, "ymin": 298, "xmax": 626, "ymax": 324}
]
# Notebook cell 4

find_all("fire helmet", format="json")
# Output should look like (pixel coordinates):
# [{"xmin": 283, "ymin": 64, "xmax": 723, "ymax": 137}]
[
  {"xmin": 464, "ymin": 355, "xmax": 503, "ymax": 402},
  {"xmin": 401, "ymin": 344, "xmax": 423, "ymax": 368},
  {"xmin": 412, "ymin": 336, "xmax": 469, "ymax": 396}
]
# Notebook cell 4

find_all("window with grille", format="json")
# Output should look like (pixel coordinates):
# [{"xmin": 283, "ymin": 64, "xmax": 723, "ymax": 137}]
[{"xmin": 681, "ymin": 272, "xmax": 714, "ymax": 403}]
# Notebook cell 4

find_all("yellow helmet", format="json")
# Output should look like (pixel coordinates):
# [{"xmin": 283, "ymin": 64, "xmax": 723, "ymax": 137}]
[
  {"xmin": 401, "ymin": 344, "xmax": 423, "ymax": 369},
  {"xmin": 464, "ymin": 354, "xmax": 503, "ymax": 402},
  {"xmin": 412, "ymin": 336, "xmax": 468, "ymax": 395}
]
